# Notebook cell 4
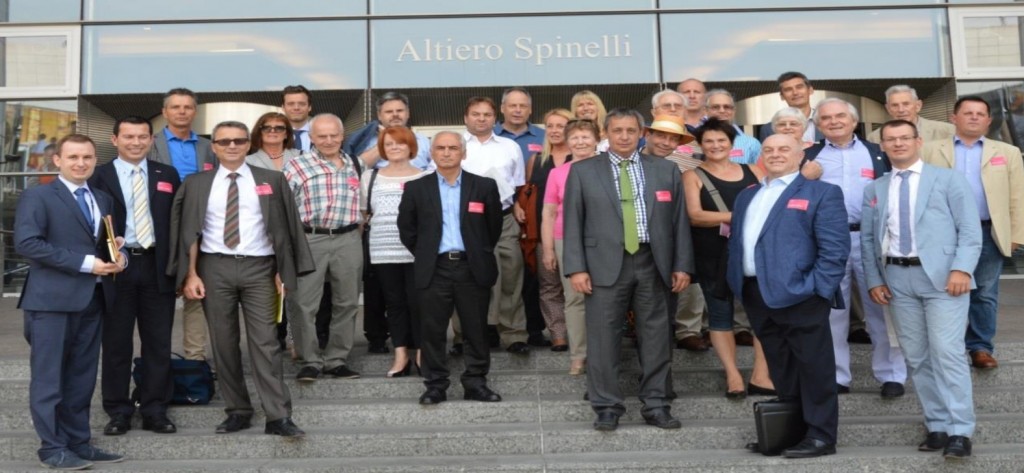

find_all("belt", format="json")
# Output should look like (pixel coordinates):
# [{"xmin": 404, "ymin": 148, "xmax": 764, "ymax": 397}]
[
  {"xmin": 439, "ymin": 251, "xmax": 467, "ymax": 261},
  {"xmin": 502, "ymin": 207, "xmax": 513, "ymax": 217},
  {"xmin": 981, "ymin": 219, "xmax": 992, "ymax": 226},
  {"xmin": 126, "ymin": 246, "xmax": 155, "ymax": 256},
  {"xmin": 885, "ymin": 256, "xmax": 921, "ymax": 266},
  {"xmin": 849, "ymin": 223, "xmax": 861, "ymax": 232},
  {"xmin": 202, "ymin": 252, "xmax": 273, "ymax": 260},
  {"xmin": 304, "ymin": 223, "xmax": 359, "ymax": 235}
]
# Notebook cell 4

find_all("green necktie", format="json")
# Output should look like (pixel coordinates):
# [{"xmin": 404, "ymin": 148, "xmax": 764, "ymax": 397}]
[{"xmin": 619, "ymin": 160, "xmax": 639, "ymax": 254}]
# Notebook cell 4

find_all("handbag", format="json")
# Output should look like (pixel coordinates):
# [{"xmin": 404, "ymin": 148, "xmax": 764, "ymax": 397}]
[
  {"xmin": 751, "ymin": 398, "xmax": 807, "ymax": 456},
  {"xmin": 132, "ymin": 353, "xmax": 215, "ymax": 405},
  {"xmin": 362, "ymin": 168, "xmax": 379, "ymax": 279},
  {"xmin": 516, "ymin": 154, "xmax": 542, "ymax": 274}
]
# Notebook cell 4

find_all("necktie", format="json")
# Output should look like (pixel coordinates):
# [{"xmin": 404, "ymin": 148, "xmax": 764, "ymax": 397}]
[
  {"xmin": 132, "ymin": 166, "xmax": 155, "ymax": 249},
  {"xmin": 74, "ymin": 187, "xmax": 95, "ymax": 232},
  {"xmin": 293, "ymin": 130, "xmax": 304, "ymax": 150},
  {"xmin": 224, "ymin": 173, "xmax": 240, "ymax": 249},
  {"xmin": 619, "ymin": 160, "xmax": 639, "ymax": 254},
  {"xmin": 898, "ymin": 170, "xmax": 912, "ymax": 255}
]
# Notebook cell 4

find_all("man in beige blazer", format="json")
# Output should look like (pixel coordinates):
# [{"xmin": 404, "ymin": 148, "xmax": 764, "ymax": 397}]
[
  {"xmin": 922, "ymin": 95, "xmax": 1024, "ymax": 370},
  {"xmin": 868, "ymin": 85, "xmax": 956, "ymax": 144}
]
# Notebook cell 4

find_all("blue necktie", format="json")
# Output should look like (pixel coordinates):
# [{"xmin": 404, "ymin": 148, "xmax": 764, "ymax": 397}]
[
  {"xmin": 897, "ymin": 171, "xmax": 912, "ymax": 255},
  {"xmin": 293, "ymin": 130, "xmax": 304, "ymax": 150},
  {"xmin": 74, "ymin": 187, "xmax": 95, "ymax": 232}
]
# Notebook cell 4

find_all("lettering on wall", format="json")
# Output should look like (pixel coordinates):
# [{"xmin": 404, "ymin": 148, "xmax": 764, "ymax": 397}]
[{"xmin": 396, "ymin": 35, "xmax": 632, "ymax": 65}]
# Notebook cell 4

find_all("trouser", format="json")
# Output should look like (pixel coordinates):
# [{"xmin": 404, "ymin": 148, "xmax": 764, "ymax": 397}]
[
  {"xmin": 182, "ymin": 298, "xmax": 208, "ymax": 360},
  {"xmin": 488, "ymin": 212, "xmax": 527, "ymax": 345},
  {"xmin": 966, "ymin": 226, "xmax": 1003, "ymax": 354},
  {"xmin": 535, "ymin": 246, "xmax": 567, "ymax": 340},
  {"xmin": 555, "ymin": 239, "xmax": 587, "ymax": 361}
]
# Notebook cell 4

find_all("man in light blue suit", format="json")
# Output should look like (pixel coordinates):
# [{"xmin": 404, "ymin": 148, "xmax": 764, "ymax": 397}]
[{"xmin": 861, "ymin": 120, "xmax": 982, "ymax": 460}]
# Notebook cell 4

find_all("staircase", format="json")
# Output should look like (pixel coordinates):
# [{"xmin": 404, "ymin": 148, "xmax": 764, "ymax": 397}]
[{"xmin": 0, "ymin": 342, "xmax": 1022, "ymax": 472}]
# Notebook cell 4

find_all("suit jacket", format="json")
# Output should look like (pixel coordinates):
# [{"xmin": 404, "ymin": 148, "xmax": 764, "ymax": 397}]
[
  {"xmin": 89, "ymin": 159, "xmax": 181, "ymax": 293},
  {"xmin": 726, "ymin": 175, "xmax": 850, "ymax": 309},
  {"xmin": 922, "ymin": 137, "xmax": 1024, "ymax": 257},
  {"xmin": 561, "ymin": 152, "xmax": 695, "ymax": 287},
  {"xmin": 148, "ymin": 129, "xmax": 215, "ymax": 175},
  {"xmin": 167, "ymin": 165, "xmax": 314, "ymax": 291},
  {"xmin": 861, "ymin": 163, "xmax": 982, "ymax": 293},
  {"xmin": 867, "ymin": 117, "xmax": 956, "ymax": 144},
  {"xmin": 397, "ymin": 171, "xmax": 502, "ymax": 289},
  {"xmin": 14, "ymin": 180, "xmax": 122, "ymax": 314},
  {"xmin": 804, "ymin": 138, "xmax": 892, "ymax": 180}
]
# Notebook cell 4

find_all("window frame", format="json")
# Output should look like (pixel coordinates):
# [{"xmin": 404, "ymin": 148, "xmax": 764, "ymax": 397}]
[
  {"xmin": 950, "ymin": 7, "xmax": 1024, "ymax": 80},
  {"xmin": 0, "ymin": 25, "xmax": 80, "ymax": 99}
]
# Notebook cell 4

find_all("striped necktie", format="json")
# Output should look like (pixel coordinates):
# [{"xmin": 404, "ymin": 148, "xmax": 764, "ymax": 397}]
[
  {"xmin": 132, "ymin": 166, "xmax": 154, "ymax": 249},
  {"xmin": 224, "ymin": 172, "xmax": 240, "ymax": 249}
]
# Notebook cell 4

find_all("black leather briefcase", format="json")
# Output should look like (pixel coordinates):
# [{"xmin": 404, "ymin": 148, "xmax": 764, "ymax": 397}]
[{"xmin": 752, "ymin": 398, "xmax": 807, "ymax": 456}]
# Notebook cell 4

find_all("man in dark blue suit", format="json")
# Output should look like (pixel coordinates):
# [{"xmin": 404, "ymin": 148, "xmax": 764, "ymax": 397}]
[
  {"xmin": 15, "ymin": 134, "xmax": 128, "ymax": 469},
  {"xmin": 727, "ymin": 134, "xmax": 850, "ymax": 459}
]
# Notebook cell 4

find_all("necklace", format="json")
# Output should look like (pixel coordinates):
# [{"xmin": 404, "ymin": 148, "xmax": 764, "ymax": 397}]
[{"xmin": 268, "ymin": 152, "xmax": 284, "ymax": 160}]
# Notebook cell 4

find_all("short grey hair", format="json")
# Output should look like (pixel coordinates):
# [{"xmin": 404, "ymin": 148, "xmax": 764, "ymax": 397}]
[
  {"xmin": 771, "ymin": 107, "xmax": 808, "ymax": 129},
  {"xmin": 884, "ymin": 84, "xmax": 919, "ymax": 103},
  {"xmin": 603, "ymin": 108, "xmax": 645, "ymax": 132},
  {"xmin": 309, "ymin": 113, "xmax": 344, "ymax": 132},
  {"xmin": 651, "ymin": 89, "xmax": 687, "ymax": 109},
  {"xmin": 815, "ymin": 98, "xmax": 860, "ymax": 123},
  {"xmin": 501, "ymin": 87, "xmax": 531, "ymax": 105},
  {"xmin": 376, "ymin": 91, "xmax": 410, "ymax": 111},
  {"xmin": 212, "ymin": 121, "xmax": 249, "ymax": 139},
  {"xmin": 432, "ymin": 130, "xmax": 466, "ymax": 149},
  {"xmin": 704, "ymin": 89, "xmax": 735, "ymax": 107}
]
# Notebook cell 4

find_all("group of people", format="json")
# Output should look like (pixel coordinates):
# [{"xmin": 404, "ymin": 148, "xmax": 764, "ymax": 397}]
[{"xmin": 14, "ymin": 71, "xmax": 1023, "ymax": 469}]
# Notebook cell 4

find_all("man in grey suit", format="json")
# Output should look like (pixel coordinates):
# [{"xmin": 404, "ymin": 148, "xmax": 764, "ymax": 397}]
[
  {"xmin": 169, "ymin": 121, "xmax": 314, "ymax": 437},
  {"xmin": 861, "ymin": 120, "xmax": 982, "ymax": 459},
  {"xmin": 148, "ymin": 87, "xmax": 217, "ymax": 362},
  {"xmin": 562, "ymin": 108, "xmax": 694, "ymax": 431}
]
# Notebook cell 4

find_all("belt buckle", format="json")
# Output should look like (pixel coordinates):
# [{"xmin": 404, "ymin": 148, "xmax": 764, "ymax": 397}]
[
  {"xmin": 233, "ymin": 254, "xmax": 247, "ymax": 259},
  {"xmin": 448, "ymin": 251, "xmax": 460, "ymax": 260}
]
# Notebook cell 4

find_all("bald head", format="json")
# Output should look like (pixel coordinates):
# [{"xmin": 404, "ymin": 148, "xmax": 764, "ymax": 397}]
[{"xmin": 759, "ymin": 134, "xmax": 804, "ymax": 178}]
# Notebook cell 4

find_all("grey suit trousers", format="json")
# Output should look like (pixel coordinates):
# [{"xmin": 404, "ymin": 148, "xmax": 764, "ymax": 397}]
[{"xmin": 198, "ymin": 253, "xmax": 292, "ymax": 421}]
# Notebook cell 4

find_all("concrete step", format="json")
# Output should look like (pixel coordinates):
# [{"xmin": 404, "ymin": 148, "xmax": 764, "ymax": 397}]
[
  {"xmin": 0, "ymin": 446, "xmax": 1022, "ymax": 472},
  {"xmin": 1, "ymin": 386, "xmax": 1022, "ymax": 431},
  {"xmin": 1, "ymin": 414, "xmax": 1022, "ymax": 461}
]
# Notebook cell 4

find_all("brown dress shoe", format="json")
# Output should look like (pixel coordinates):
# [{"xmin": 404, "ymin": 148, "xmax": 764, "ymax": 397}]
[
  {"xmin": 734, "ymin": 331, "xmax": 754, "ymax": 347},
  {"xmin": 676, "ymin": 336, "xmax": 710, "ymax": 352},
  {"xmin": 970, "ymin": 351, "xmax": 998, "ymax": 369}
]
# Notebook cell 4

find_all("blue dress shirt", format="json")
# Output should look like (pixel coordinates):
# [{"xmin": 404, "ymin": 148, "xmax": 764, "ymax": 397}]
[
  {"xmin": 953, "ymin": 136, "xmax": 991, "ymax": 221},
  {"xmin": 163, "ymin": 127, "xmax": 198, "ymax": 179},
  {"xmin": 438, "ymin": 171, "xmax": 465, "ymax": 253}
]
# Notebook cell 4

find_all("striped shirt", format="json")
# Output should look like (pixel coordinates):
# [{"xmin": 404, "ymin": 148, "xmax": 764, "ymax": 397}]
[
  {"xmin": 282, "ymin": 147, "xmax": 361, "ymax": 228},
  {"xmin": 608, "ymin": 150, "xmax": 650, "ymax": 243},
  {"xmin": 360, "ymin": 170, "xmax": 430, "ymax": 264}
]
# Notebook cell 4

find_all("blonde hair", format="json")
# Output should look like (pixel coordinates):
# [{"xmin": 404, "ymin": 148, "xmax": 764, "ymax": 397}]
[
  {"xmin": 571, "ymin": 90, "xmax": 607, "ymax": 136},
  {"xmin": 540, "ymin": 108, "xmax": 574, "ymax": 165}
]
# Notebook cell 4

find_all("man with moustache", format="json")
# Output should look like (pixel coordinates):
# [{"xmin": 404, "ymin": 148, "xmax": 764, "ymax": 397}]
[
  {"xmin": 89, "ymin": 116, "xmax": 180, "ymax": 436},
  {"xmin": 344, "ymin": 91, "xmax": 432, "ymax": 171}
]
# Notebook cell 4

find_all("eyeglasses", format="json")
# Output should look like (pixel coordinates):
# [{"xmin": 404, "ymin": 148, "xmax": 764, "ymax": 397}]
[
  {"xmin": 212, "ymin": 138, "xmax": 250, "ymax": 147},
  {"xmin": 260, "ymin": 125, "xmax": 287, "ymax": 133}
]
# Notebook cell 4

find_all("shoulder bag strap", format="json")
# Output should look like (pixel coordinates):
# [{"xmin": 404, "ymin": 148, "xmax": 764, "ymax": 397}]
[{"xmin": 694, "ymin": 167, "xmax": 729, "ymax": 213}]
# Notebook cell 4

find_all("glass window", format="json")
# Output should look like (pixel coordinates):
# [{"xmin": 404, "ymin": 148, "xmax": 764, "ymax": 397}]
[
  {"xmin": 0, "ymin": 0, "xmax": 80, "ymax": 23},
  {"xmin": 0, "ymin": 26, "xmax": 80, "ymax": 98},
  {"xmin": 371, "ymin": 0, "xmax": 651, "ymax": 15},
  {"xmin": 660, "ymin": 9, "xmax": 948, "ymax": 81},
  {"xmin": 660, "ymin": 0, "xmax": 941, "ymax": 7},
  {"xmin": 84, "ymin": 0, "xmax": 363, "ymax": 21},
  {"xmin": 950, "ymin": 8, "xmax": 1024, "ymax": 79},
  {"xmin": 82, "ymin": 21, "xmax": 368, "ymax": 94}
]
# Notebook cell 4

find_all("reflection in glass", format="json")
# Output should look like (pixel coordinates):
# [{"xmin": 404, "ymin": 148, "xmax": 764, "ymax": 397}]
[
  {"xmin": 963, "ymin": 16, "xmax": 1023, "ymax": 68},
  {"xmin": 371, "ymin": 0, "xmax": 650, "ymax": 15},
  {"xmin": 84, "ymin": 0, "xmax": 363, "ymax": 21},
  {"xmin": 0, "ymin": 36, "xmax": 67, "ymax": 88},
  {"xmin": 0, "ymin": 0, "xmax": 79, "ymax": 23}
]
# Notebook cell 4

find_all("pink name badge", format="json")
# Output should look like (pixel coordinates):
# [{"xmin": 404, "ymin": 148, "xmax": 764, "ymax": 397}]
[
  {"xmin": 203, "ymin": 163, "xmax": 214, "ymax": 171},
  {"xmin": 468, "ymin": 202, "xmax": 485, "ymax": 214},
  {"xmin": 870, "ymin": 197, "xmax": 878, "ymax": 208},
  {"xmin": 678, "ymin": 145, "xmax": 694, "ymax": 154},
  {"xmin": 255, "ymin": 184, "xmax": 273, "ymax": 196},
  {"xmin": 729, "ymin": 149, "xmax": 744, "ymax": 157},
  {"xmin": 787, "ymin": 199, "xmax": 809, "ymax": 211},
  {"xmin": 992, "ymin": 156, "xmax": 1007, "ymax": 166},
  {"xmin": 861, "ymin": 168, "xmax": 875, "ymax": 179},
  {"xmin": 528, "ymin": 143, "xmax": 543, "ymax": 153},
  {"xmin": 655, "ymin": 190, "xmax": 672, "ymax": 202},
  {"xmin": 719, "ymin": 223, "xmax": 731, "ymax": 238},
  {"xmin": 157, "ymin": 181, "xmax": 174, "ymax": 193},
  {"xmin": 347, "ymin": 177, "xmax": 360, "ymax": 189}
]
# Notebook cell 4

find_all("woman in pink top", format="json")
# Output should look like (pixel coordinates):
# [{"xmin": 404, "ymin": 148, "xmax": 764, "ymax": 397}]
[{"xmin": 541, "ymin": 119, "xmax": 600, "ymax": 375}]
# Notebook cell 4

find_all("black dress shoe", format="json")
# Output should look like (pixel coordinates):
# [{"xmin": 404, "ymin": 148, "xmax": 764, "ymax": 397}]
[
  {"xmin": 215, "ymin": 414, "xmax": 253, "ymax": 434},
  {"xmin": 837, "ymin": 384, "xmax": 851, "ymax": 394},
  {"xmin": 367, "ymin": 341, "xmax": 390, "ymax": 354},
  {"xmin": 593, "ymin": 411, "xmax": 620, "ymax": 431},
  {"xmin": 880, "ymin": 382, "xmax": 905, "ymax": 399},
  {"xmin": 323, "ymin": 365, "xmax": 361, "ymax": 379},
  {"xmin": 943, "ymin": 435, "xmax": 972, "ymax": 459},
  {"xmin": 919, "ymin": 431, "xmax": 950, "ymax": 452},
  {"xmin": 463, "ymin": 385, "xmax": 502, "ymax": 402},
  {"xmin": 734, "ymin": 331, "xmax": 754, "ymax": 346},
  {"xmin": 643, "ymin": 409, "xmax": 682, "ymax": 429},
  {"xmin": 847, "ymin": 328, "xmax": 871, "ymax": 344},
  {"xmin": 141, "ymin": 415, "xmax": 177, "ymax": 434},
  {"xmin": 103, "ymin": 415, "xmax": 132, "ymax": 436},
  {"xmin": 506, "ymin": 342, "xmax": 530, "ymax": 355},
  {"xmin": 265, "ymin": 417, "xmax": 305, "ymax": 438},
  {"xmin": 782, "ymin": 437, "xmax": 836, "ymax": 458},
  {"xmin": 550, "ymin": 344, "xmax": 569, "ymax": 352},
  {"xmin": 419, "ymin": 388, "xmax": 447, "ymax": 405},
  {"xmin": 747, "ymin": 384, "xmax": 777, "ymax": 396},
  {"xmin": 725, "ymin": 390, "xmax": 747, "ymax": 400},
  {"xmin": 527, "ymin": 333, "xmax": 552, "ymax": 347},
  {"xmin": 448, "ymin": 343, "xmax": 464, "ymax": 357},
  {"xmin": 295, "ymin": 366, "xmax": 320, "ymax": 383}
]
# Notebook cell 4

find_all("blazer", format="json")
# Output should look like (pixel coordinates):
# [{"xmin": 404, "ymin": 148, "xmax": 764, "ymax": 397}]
[
  {"xmin": 148, "ymin": 129, "xmax": 215, "ymax": 175},
  {"xmin": 88, "ymin": 160, "xmax": 181, "ymax": 293},
  {"xmin": 922, "ymin": 137, "xmax": 1024, "ymax": 257},
  {"xmin": 561, "ymin": 152, "xmax": 694, "ymax": 287},
  {"xmin": 397, "ymin": 171, "xmax": 502, "ymax": 289},
  {"xmin": 804, "ymin": 138, "xmax": 892, "ymax": 181},
  {"xmin": 14, "ymin": 180, "xmax": 122, "ymax": 314},
  {"xmin": 861, "ymin": 163, "xmax": 982, "ymax": 293},
  {"xmin": 167, "ymin": 165, "xmax": 315, "ymax": 291},
  {"xmin": 726, "ymin": 175, "xmax": 850, "ymax": 309},
  {"xmin": 867, "ymin": 117, "xmax": 956, "ymax": 144},
  {"xmin": 245, "ymin": 148, "xmax": 301, "ymax": 171}
]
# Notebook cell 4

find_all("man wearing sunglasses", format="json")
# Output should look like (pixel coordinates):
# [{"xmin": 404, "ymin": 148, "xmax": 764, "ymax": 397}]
[{"xmin": 169, "ymin": 121, "xmax": 314, "ymax": 438}]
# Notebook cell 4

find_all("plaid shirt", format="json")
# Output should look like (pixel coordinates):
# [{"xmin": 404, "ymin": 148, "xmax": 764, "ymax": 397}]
[
  {"xmin": 608, "ymin": 149, "xmax": 649, "ymax": 243},
  {"xmin": 282, "ymin": 147, "xmax": 361, "ymax": 228}
]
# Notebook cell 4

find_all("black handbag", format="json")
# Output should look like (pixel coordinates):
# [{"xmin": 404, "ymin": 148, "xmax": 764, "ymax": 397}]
[
  {"xmin": 752, "ymin": 398, "xmax": 807, "ymax": 456},
  {"xmin": 132, "ymin": 353, "xmax": 215, "ymax": 405}
]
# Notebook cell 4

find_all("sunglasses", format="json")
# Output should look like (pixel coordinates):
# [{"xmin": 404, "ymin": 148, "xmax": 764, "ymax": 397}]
[
  {"xmin": 212, "ymin": 138, "xmax": 250, "ymax": 147},
  {"xmin": 260, "ymin": 125, "xmax": 287, "ymax": 133}
]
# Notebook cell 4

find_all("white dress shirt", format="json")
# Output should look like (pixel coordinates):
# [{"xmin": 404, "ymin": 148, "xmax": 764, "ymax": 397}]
[
  {"xmin": 461, "ymin": 131, "xmax": 524, "ymax": 209},
  {"xmin": 201, "ymin": 163, "xmax": 274, "ymax": 256},
  {"xmin": 886, "ymin": 160, "xmax": 923, "ymax": 257},
  {"xmin": 59, "ymin": 176, "xmax": 101, "ymax": 273},
  {"xmin": 742, "ymin": 171, "xmax": 799, "ymax": 276}
]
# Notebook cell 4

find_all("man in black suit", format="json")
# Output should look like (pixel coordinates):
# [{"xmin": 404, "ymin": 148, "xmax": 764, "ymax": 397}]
[
  {"xmin": 397, "ymin": 131, "xmax": 503, "ymax": 405},
  {"xmin": 89, "ymin": 116, "xmax": 180, "ymax": 436},
  {"xmin": 169, "ymin": 121, "xmax": 314, "ymax": 437}
]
